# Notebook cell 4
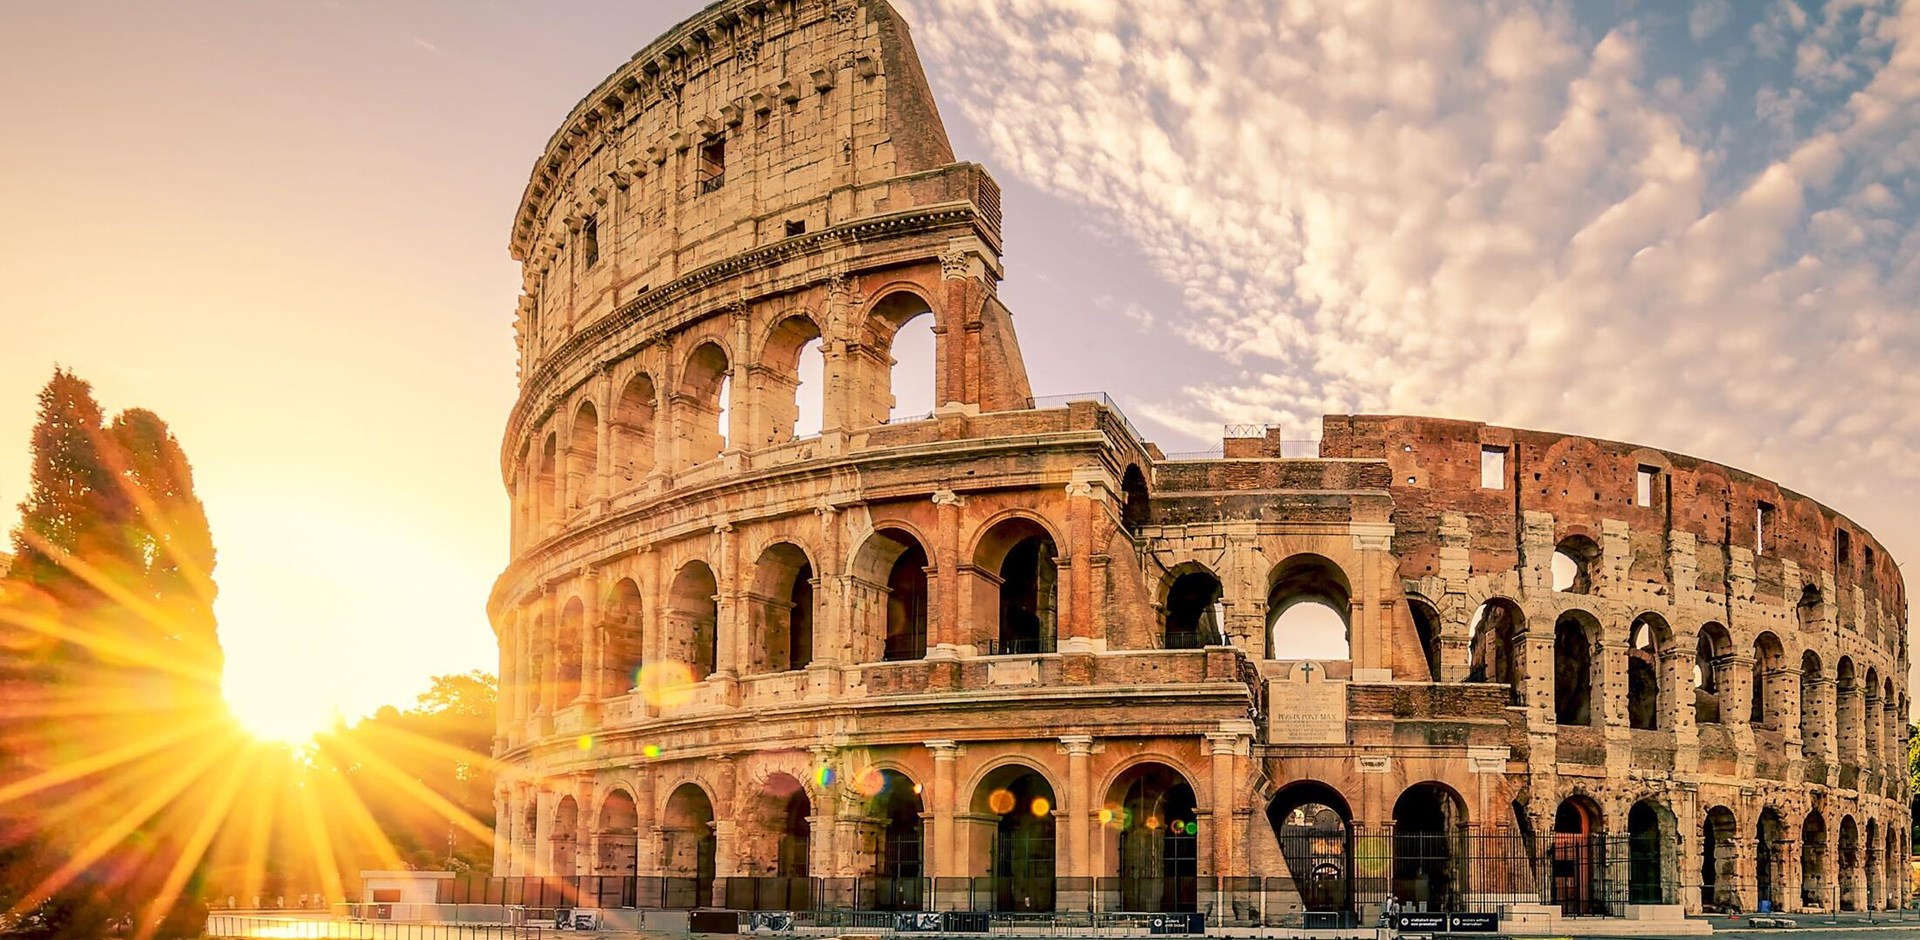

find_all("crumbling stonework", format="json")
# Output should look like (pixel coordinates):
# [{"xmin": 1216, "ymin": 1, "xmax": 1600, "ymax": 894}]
[{"xmin": 490, "ymin": 0, "xmax": 1909, "ymax": 922}]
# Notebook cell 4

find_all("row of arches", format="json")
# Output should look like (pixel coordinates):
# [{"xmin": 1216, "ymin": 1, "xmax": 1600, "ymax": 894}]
[
  {"xmin": 516, "ymin": 293, "xmax": 939, "ymax": 542},
  {"xmin": 1460, "ymin": 601, "xmax": 1907, "ymax": 775},
  {"xmin": 1698, "ymin": 804, "xmax": 1909, "ymax": 913}
]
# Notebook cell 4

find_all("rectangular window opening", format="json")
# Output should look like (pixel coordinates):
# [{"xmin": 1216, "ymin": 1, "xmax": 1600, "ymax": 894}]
[
  {"xmin": 1756, "ymin": 501, "xmax": 1775, "ymax": 555},
  {"xmin": 1479, "ymin": 446, "xmax": 1507, "ymax": 490},
  {"xmin": 1636, "ymin": 466, "xmax": 1657, "ymax": 508},
  {"xmin": 784, "ymin": 219, "xmax": 806, "ymax": 237},
  {"xmin": 698, "ymin": 138, "xmax": 726, "ymax": 194},
  {"xmin": 1836, "ymin": 529, "xmax": 1852, "ymax": 569},
  {"xmin": 581, "ymin": 215, "xmax": 599, "ymax": 268}
]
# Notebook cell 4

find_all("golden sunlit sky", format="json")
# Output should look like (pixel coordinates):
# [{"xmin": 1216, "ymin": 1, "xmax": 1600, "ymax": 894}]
[{"xmin": 6, "ymin": 0, "xmax": 1920, "ymax": 738}]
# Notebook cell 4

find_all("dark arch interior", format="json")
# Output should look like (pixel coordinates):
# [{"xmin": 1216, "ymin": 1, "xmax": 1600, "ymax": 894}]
[
  {"xmin": 1266, "ymin": 781, "xmax": 1354, "ymax": 917},
  {"xmin": 1701, "ymin": 806, "xmax": 1738, "ymax": 912},
  {"xmin": 990, "ymin": 525, "xmax": 1057, "ymax": 655},
  {"xmin": 663, "ymin": 784, "xmax": 716, "ymax": 908},
  {"xmin": 1408, "ymin": 600, "xmax": 1442, "ymax": 681},
  {"xmin": 1392, "ymin": 784, "xmax": 1464, "ymax": 911},
  {"xmin": 1627, "ymin": 616, "xmax": 1664, "ymax": 730},
  {"xmin": 1467, "ymin": 600, "xmax": 1523, "ymax": 704},
  {"xmin": 1164, "ymin": 570, "xmax": 1223, "ymax": 650},
  {"xmin": 669, "ymin": 562, "xmax": 720, "ymax": 681},
  {"xmin": 1109, "ymin": 763, "xmax": 1198, "ymax": 912},
  {"xmin": 1550, "ymin": 796, "xmax": 1604, "ymax": 915},
  {"xmin": 1801, "ymin": 810, "xmax": 1827, "ymax": 909},
  {"xmin": 1756, "ymin": 809, "xmax": 1786, "ymax": 908},
  {"xmin": 881, "ymin": 531, "xmax": 929, "ymax": 661},
  {"xmin": 1121, "ymin": 464, "xmax": 1149, "ymax": 534},
  {"xmin": 1553, "ymin": 614, "xmax": 1595, "ymax": 726},
  {"xmin": 1627, "ymin": 801, "xmax": 1668, "ymax": 904},
  {"xmin": 870, "ymin": 770, "xmax": 925, "ymax": 911},
  {"xmin": 980, "ymin": 768, "xmax": 1056, "ymax": 912}
]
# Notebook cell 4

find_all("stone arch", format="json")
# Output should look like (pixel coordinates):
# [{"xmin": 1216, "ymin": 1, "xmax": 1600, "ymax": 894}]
[
  {"xmin": 1552, "ymin": 534, "xmax": 1602, "ymax": 594},
  {"xmin": 1800, "ymin": 808, "xmax": 1828, "ymax": 910},
  {"xmin": 569, "ymin": 399, "xmax": 598, "ymax": 507},
  {"xmin": 1103, "ymin": 761, "xmax": 1199, "ymax": 912},
  {"xmin": 602, "ymin": 577, "xmax": 644, "ymax": 695},
  {"xmin": 662, "ymin": 782, "xmax": 716, "ymax": 909},
  {"xmin": 1265, "ymin": 553, "xmax": 1352, "ymax": 661},
  {"xmin": 858, "ymin": 767, "xmax": 926, "ymax": 910},
  {"xmin": 972, "ymin": 515, "xmax": 1060, "ymax": 655},
  {"xmin": 1553, "ymin": 610, "xmax": 1600, "ymax": 727},
  {"xmin": 1695, "ymin": 621, "xmax": 1732, "ymax": 724},
  {"xmin": 1756, "ymin": 806, "xmax": 1787, "ymax": 911},
  {"xmin": 1838, "ymin": 813, "xmax": 1860, "ymax": 911},
  {"xmin": 748, "ymin": 542, "xmax": 815, "ymax": 674},
  {"xmin": 1864, "ymin": 817, "xmax": 1880, "ymax": 910},
  {"xmin": 1550, "ymin": 794, "xmax": 1606, "ymax": 914},
  {"xmin": 1467, "ymin": 598, "xmax": 1525, "ymax": 704},
  {"xmin": 594, "ymin": 787, "xmax": 640, "ymax": 875},
  {"xmin": 538, "ymin": 431, "xmax": 559, "ymax": 520},
  {"xmin": 1392, "ymin": 781, "xmax": 1469, "ymax": 912},
  {"xmin": 1751, "ymin": 632, "xmax": 1786, "ymax": 728},
  {"xmin": 1862, "ymin": 667, "xmax": 1882, "ymax": 768},
  {"xmin": 756, "ymin": 312, "xmax": 826, "ymax": 445},
  {"xmin": 556, "ymin": 596, "xmax": 585, "ymax": 705},
  {"xmin": 611, "ymin": 371, "xmax": 658, "ymax": 485},
  {"xmin": 1700, "ymin": 805, "xmax": 1738, "ymax": 911},
  {"xmin": 680, "ymin": 340, "xmax": 732, "ymax": 465},
  {"xmin": 1628, "ymin": 613, "xmax": 1672, "ymax": 730},
  {"xmin": 1120, "ymin": 464, "xmax": 1150, "ymax": 535},
  {"xmin": 741, "ymin": 771, "xmax": 814, "ymax": 880},
  {"xmin": 1407, "ymin": 595, "xmax": 1443, "ymax": 682},
  {"xmin": 1836, "ymin": 657, "xmax": 1861, "ymax": 767},
  {"xmin": 1265, "ymin": 780, "xmax": 1355, "ymax": 915},
  {"xmin": 1160, "ymin": 563, "xmax": 1223, "ymax": 650},
  {"xmin": 552, "ymin": 794, "xmax": 581, "ymax": 876},
  {"xmin": 968, "ymin": 760, "xmax": 1059, "ymax": 912},
  {"xmin": 1627, "ymin": 799, "xmax": 1676, "ymax": 904},
  {"xmin": 861, "ymin": 287, "xmax": 940, "ymax": 427},
  {"xmin": 850, "ymin": 525, "xmax": 930, "ymax": 662},
  {"xmin": 665, "ymin": 561, "xmax": 719, "ymax": 681}
]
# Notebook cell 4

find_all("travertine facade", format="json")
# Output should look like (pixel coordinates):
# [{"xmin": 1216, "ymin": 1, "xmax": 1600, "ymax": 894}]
[{"xmin": 490, "ymin": 0, "xmax": 1910, "ymax": 922}]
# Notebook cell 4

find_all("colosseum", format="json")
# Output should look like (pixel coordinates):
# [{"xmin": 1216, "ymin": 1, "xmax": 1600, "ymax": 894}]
[{"xmin": 487, "ymin": 0, "xmax": 1911, "ymax": 930}]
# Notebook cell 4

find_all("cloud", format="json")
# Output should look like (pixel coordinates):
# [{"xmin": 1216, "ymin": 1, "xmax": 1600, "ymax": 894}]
[{"xmin": 905, "ymin": 0, "xmax": 1920, "ymax": 542}]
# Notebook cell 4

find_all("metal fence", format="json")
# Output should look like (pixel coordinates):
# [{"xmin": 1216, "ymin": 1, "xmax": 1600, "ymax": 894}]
[{"xmin": 205, "ymin": 914, "xmax": 545, "ymax": 939}]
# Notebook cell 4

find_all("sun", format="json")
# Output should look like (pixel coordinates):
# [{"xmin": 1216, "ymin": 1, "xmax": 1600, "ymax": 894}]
[{"xmin": 225, "ymin": 682, "xmax": 339, "ymax": 745}]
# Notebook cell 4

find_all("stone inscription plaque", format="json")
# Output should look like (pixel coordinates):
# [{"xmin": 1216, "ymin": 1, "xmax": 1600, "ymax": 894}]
[{"xmin": 1267, "ymin": 661, "xmax": 1347, "ymax": 744}]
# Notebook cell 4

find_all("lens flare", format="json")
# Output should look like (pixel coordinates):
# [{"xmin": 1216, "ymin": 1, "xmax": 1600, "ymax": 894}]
[
  {"xmin": 638, "ymin": 660, "xmax": 698, "ymax": 708},
  {"xmin": 813, "ymin": 766, "xmax": 837, "ymax": 788},
  {"xmin": 576, "ymin": 735, "xmax": 594, "ymax": 751},
  {"xmin": 641, "ymin": 744, "xmax": 662, "ymax": 759},
  {"xmin": 1145, "ymin": 814, "xmax": 1161, "ymax": 829},
  {"xmin": 851, "ymin": 766, "xmax": 886, "ymax": 797},
  {"xmin": 1030, "ymin": 796, "xmax": 1051, "ymax": 817},
  {"xmin": 987, "ymin": 789, "xmax": 1016, "ymax": 814},
  {"xmin": 1098, "ymin": 807, "xmax": 1115, "ymax": 825}
]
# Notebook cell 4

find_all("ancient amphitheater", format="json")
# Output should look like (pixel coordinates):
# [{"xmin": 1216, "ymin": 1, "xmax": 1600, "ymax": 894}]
[{"xmin": 488, "ymin": 0, "xmax": 1910, "ymax": 928}]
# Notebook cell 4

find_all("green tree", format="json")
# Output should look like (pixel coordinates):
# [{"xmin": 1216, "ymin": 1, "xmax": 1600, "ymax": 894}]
[{"xmin": 0, "ymin": 368, "xmax": 226, "ymax": 940}]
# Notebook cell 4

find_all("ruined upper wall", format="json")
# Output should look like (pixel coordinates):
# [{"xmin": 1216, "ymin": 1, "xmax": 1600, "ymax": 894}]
[
  {"xmin": 1320, "ymin": 414, "xmax": 1908, "ymax": 640},
  {"xmin": 507, "ymin": 0, "xmax": 973, "ymax": 376}
]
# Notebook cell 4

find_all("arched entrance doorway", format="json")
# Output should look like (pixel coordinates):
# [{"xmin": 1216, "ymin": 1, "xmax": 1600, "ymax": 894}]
[
  {"xmin": 662, "ymin": 784, "xmax": 717, "ymax": 909},
  {"xmin": 1105, "ymin": 763, "xmax": 1199, "ymax": 912},
  {"xmin": 552, "ymin": 796, "xmax": 580, "ymax": 876},
  {"xmin": 973, "ymin": 765, "xmax": 1057, "ymax": 912},
  {"xmin": 1550, "ymin": 796, "xmax": 1605, "ymax": 915},
  {"xmin": 1838, "ymin": 815, "xmax": 1860, "ymax": 911},
  {"xmin": 1267, "ymin": 781, "xmax": 1354, "ymax": 921},
  {"xmin": 1701, "ymin": 806, "xmax": 1737, "ymax": 911},
  {"xmin": 1392, "ymin": 783, "xmax": 1466, "ymax": 912},
  {"xmin": 1756, "ymin": 808, "xmax": 1786, "ymax": 911},
  {"xmin": 1627, "ymin": 801, "xmax": 1672, "ymax": 904},
  {"xmin": 1801, "ymin": 810, "xmax": 1827, "ymax": 910},
  {"xmin": 866, "ymin": 769, "xmax": 925, "ymax": 911}
]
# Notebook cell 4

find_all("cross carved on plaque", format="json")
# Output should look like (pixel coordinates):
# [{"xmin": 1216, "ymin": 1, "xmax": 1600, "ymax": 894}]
[{"xmin": 1298, "ymin": 661, "xmax": 1318, "ymax": 680}]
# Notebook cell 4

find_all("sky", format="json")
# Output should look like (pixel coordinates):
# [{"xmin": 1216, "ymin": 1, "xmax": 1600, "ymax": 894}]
[{"xmin": 2, "ymin": 0, "xmax": 1917, "ymax": 735}]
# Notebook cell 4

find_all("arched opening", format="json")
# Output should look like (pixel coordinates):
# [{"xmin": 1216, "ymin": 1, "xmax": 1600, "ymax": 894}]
[
  {"xmin": 556, "ymin": 597, "xmax": 585, "ymax": 705},
  {"xmin": 1864, "ymin": 818, "xmax": 1879, "ymax": 911},
  {"xmin": 603, "ymin": 578, "xmax": 644, "ymax": 695},
  {"xmin": 1467, "ymin": 599, "xmax": 1524, "ymax": 705},
  {"xmin": 1162, "ymin": 567, "xmax": 1223, "ymax": 650},
  {"xmin": 749, "ymin": 543, "xmax": 814, "ymax": 674},
  {"xmin": 1862, "ymin": 668, "xmax": 1882, "ymax": 768},
  {"xmin": 745, "ymin": 773, "xmax": 812, "ymax": 884},
  {"xmin": 1881, "ymin": 821, "xmax": 1896, "ymax": 912},
  {"xmin": 760, "ymin": 315, "xmax": 825, "ymax": 444},
  {"xmin": 1266, "ymin": 554, "xmax": 1352, "ymax": 661},
  {"xmin": 1392, "ymin": 783, "xmax": 1466, "ymax": 912},
  {"xmin": 851, "ymin": 527, "xmax": 930, "ymax": 662},
  {"xmin": 569, "ymin": 400, "xmax": 598, "ymax": 507},
  {"xmin": 974, "ymin": 518, "xmax": 1058, "ymax": 655},
  {"xmin": 867, "ymin": 770, "xmax": 925, "ymax": 911},
  {"xmin": 1701, "ymin": 806, "xmax": 1737, "ymax": 911},
  {"xmin": 681, "ymin": 341, "xmax": 731, "ymax": 464},
  {"xmin": 1751, "ymin": 633, "xmax": 1785, "ymax": 728},
  {"xmin": 1266, "ymin": 781, "xmax": 1355, "ymax": 919},
  {"xmin": 552, "ymin": 795, "xmax": 580, "ymax": 876},
  {"xmin": 1756, "ymin": 807, "xmax": 1786, "ymax": 911},
  {"xmin": 1838, "ymin": 815, "xmax": 1859, "ymax": 911},
  {"xmin": 1120, "ymin": 465, "xmax": 1150, "ymax": 535},
  {"xmin": 1880, "ymin": 679, "xmax": 1896, "ymax": 778},
  {"xmin": 973, "ymin": 765, "xmax": 1057, "ymax": 912},
  {"xmin": 1627, "ymin": 614, "xmax": 1668, "ymax": 730},
  {"xmin": 1627, "ymin": 801, "xmax": 1671, "ymax": 904},
  {"xmin": 1695, "ymin": 622, "xmax": 1731, "ymax": 725},
  {"xmin": 1799, "ymin": 651, "xmax": 1825, "ymax": 762},
  {"xmin": 874, "ymin": 294, "xmax": 937, "ymax": 425},
  {"xmin": 667, "ymin": 562, "xmax": 719, "ymax": 681},
  {"xmin": 1104, "ymin": 763, "xmax": 1199, "ymax": 912},
  {"xmin": 1550, "ymin": 795, "xmax": 1605, "ymax": 915},
  {"xmin": 595, "ymin": 789, "xmax": 640, "ymax": 875},
  {"xmin": 612, "ymin": 373, "xmax": 657, "ymax": 485},
  {"xmin": 1552, "ymin": 535, "xmax": 1601, "ymax": 593},
  {"xmin": 1408, "ymin": 598, "xmax": 1442, "ymax": 682},
  {"xmin": 538, "ymin": 432, "xmax": 559, "ymax": 520},
  {"xmin": 1553, "ymin": 612, "xmax": 1598, "ymax": 726},
  {"xmin": 1836, "ymin": 658, "xmax": 1860, "ymax": 768},
  {"xmin": 663, "ymin": 784, "xmax": 717, "ymax": 909},
  {"xmin": 1800, "ymin": 809, "xmax": 1827, "ymax": 910}
]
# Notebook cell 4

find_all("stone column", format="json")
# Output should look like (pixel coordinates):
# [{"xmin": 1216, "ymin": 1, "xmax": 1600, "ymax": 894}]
[
  {"xmin": 1061, "ymin": 735, "xmax": 1094, "ymax": 881},
  {"xmin": 926, "ymin": 741, "xmax": 960, "ymax": 884},
  {"xmin": 540, "ymin": 588, "xmax": 560, "ymax": 718},
  {"xmin": 1207, "ymin": 733, "xmax": 1238, "ymax": 878},
  {"xmin": 577, "ymin": 567, "xmax": 601, "ymax": 705},
  {"xmin": 933, "ymin": 489, "xmax": 966, "ymax": 651},
  {"xmin": 635, "ymin": 767, "xmax": 659, "ymax": 878}
]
